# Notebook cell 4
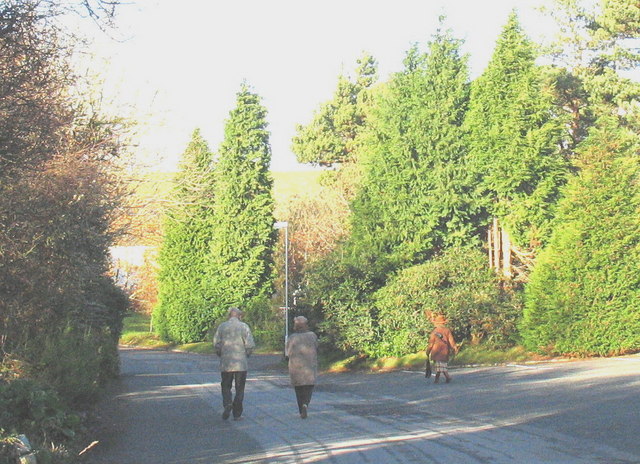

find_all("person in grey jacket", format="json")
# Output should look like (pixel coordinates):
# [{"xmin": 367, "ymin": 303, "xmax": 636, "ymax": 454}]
[
  {"xmin": 213, "ymin": 307, "xmax": 255, "ymax": 420},
  {"xmin": 286, "ymin": 316, "xmax": 318, "ymax": 419}
]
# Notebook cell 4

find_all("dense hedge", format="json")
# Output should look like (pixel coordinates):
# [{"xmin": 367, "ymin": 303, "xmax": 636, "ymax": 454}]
[
  {"xmin": 374, "ymin": 247, "xmax": 521, "ymax": 356},
  {"xmin": 521, "ymin": 119, "xmax": 640, "ymax": 355}
]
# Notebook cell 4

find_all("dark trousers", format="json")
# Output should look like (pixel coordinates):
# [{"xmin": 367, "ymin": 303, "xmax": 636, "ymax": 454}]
[
  {"xmin": 294, "ymin": 385, "xmax": 314, "ymax": 413},
  {"xmin": 221, "ymin": 371, "xmax": 247, "ymax": 418}
]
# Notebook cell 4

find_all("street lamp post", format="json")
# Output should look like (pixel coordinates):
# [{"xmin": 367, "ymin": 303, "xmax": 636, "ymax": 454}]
[{"xmin": 274, "ymin": 221, "xmax": 289, "ymax": 354}]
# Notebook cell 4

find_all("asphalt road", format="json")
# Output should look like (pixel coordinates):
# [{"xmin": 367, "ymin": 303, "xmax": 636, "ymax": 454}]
[{"xmin": 85, "ymin": 347, "xmax": 640, "ymax": 463}]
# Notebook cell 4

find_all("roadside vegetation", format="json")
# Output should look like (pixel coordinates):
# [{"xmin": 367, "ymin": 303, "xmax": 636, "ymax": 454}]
[
  {"xmin": 2, "ymin": 1, "xmax": 638, "ymax": 463},
  {"xmin": 0, "ymin": 1, "xmax": 128, "ymax": 462},
  {"xmin": 119, "ymin": 0, "xmax": 639, "ymax": 377},
  {"xmin": 120, "ymin": 312, "xmax": 540, "ymax": 372}
]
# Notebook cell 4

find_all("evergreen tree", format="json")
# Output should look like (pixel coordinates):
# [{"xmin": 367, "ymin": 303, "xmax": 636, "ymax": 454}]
[
  {"xmin": 154, "ymin": 129, "xmax": 217, "ymax": 343},
  {"xmin": 518, "ymin": 1, "xmax": 640, "ymax": 356},
  {"xmin": 310, "ymin": 26, "xmax": 480, "ymax": 354},
  {"xmin": 348, "ymin": 26, "xmax": 477, "ymax": 279},
  {"xmin": 543, "ymin": 0, "xmax": 640, "ymax": 145},
  {"xmin": 206, "ymin": 85, "xmax": 276, "ymax": 317},
  {"xmin": 465, "ymin": 12, "xmax": 567, "ymax": 248},
  {"xmin": 292, "ymin": 53, "xmax": 378, "ymax": 167},
  {"xmin": 521, "ymin": 116, "xmax": 640, "ymax": 355}
]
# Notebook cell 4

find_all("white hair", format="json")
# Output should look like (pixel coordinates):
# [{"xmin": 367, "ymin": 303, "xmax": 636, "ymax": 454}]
[{"xmin": 228, "ymin": 307, "xmax": 243, "ymax": 318}]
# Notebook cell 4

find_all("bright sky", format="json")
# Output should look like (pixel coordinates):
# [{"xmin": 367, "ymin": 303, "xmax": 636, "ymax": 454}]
[{"xmin": 85, "ymin": 0, "xmax": 555, "ymax": 172}]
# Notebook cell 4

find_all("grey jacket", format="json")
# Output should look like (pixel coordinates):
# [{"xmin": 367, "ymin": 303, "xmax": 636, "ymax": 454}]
[
  {"xmin": 213, "ymin": 317, "xmax": 255, "ymax": 372},
  {"xmin": 286, "ymin": 330, "xmax": 318, "ymax": 386}
]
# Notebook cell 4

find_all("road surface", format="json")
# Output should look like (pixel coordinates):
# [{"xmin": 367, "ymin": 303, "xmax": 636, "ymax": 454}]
[{"xmin": 85, "ymin": 347, "xmax": 640, "ymax": 463}]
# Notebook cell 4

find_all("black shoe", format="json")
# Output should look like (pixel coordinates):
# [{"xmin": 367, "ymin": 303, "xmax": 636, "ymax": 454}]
[
  {"xmin": 222, "ymin": 405, "xmax": 232, "ymax": 420},
  {"xmin": 300, "ymin": 404, "xmax": 308, "ymax": 419}
]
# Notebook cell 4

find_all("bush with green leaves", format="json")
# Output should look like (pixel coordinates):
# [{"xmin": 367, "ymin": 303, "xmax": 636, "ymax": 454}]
[
  {"xmin": 521, "ymin": 118, "xmax": 640, "ymax": 356},
  {"xmin": 240, "ymin": 297, "xmax": 284, "ymax": 351},
  {"xmin": 305, "ymin": 250, "xmax": 379, "ymax": 355},
  {"xmin": 373, "ymin": 247, "xmax": 521, "ymax": 357},
  {"xmin": 28, "ymin": 327, "xmax": 119, "ymax": 405},
  {"xmin": 0, "ymin": 379, "xmax": 81, "ymax": 453}
]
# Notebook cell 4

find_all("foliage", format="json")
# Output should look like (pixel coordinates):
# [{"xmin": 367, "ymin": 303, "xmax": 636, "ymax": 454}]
[
  {"xmin": 0, "ymin": 379, "xmax": 82, "ymax": 456},
  {"xmin": 373, "ymin": 247, "xmax": 521, "ymax": 357},
  {"xmin": 292, "ymin": 53, "xmax": 378, "ymax": 167},
  {"xmin": 304, "ymin": 25, "xmax": 498, "ymax": 357},
  {"xmin": 205, "ymin": 85, "xmax": 277, "ymax": 324},
  {"xmin": 305, "ymin": 249, "xmax": 379, "ymax": 355},
  {"xmin": 465, "ymin": 12, "xmax": 567, "ymax": 248},
  {"xmin": 0, "ymin": 0, "xmax": 128, "ymax": 401},
  {"xmin": 543, "ymin": 0, "xmax": 640, "ymax": 150},
  {"xmin": 154, "ymin": 129, "xmax": 218, "ymax": 343},
  {"xmin": 29, "ymin": 327, "xmax": 120, "ymax": 404},
  {"xmin": 239, "ymin": 297, "xmax": 283, "ymax": 351},
  {"xmin": 521, "ymin": 117, "xmax": 640, "ymax": 356},
  {"xmin": 347, "ymin": 25, "xmax": 479, "ymax": 280},
  {"xmin": 283, "ymin": 178, "xmax": 352, "ymax": 298}
]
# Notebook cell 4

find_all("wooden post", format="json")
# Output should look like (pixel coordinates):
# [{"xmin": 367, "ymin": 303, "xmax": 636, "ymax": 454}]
[
  {"xmin": 493, "ymin": 217, "xmax": 501, "ymax": 272},
  {"xmin": 502, "ymin": 226, "xmax": 512, "ymax": 278},
  {"xmin": 488, "ymin": 227, "xmax": 493, "ymax": 269}
]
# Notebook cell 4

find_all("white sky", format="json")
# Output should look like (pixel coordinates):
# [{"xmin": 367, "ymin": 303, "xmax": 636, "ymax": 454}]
[{"xmin": 83, "ymin": 0, "xmax": 556, "ymax": 172}]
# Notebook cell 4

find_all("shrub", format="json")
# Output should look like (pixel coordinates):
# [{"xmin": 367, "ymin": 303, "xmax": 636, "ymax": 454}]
[
  {"xmin": 521, "ymin": 119, "xmax": 640, "ymax": 355},
  {"xmin": 373, "ymin": 246, "xmax": 521, "ymax": 356},
  {"xmin": 0, "ymin": 379, "xmax": 81, "ymax": 447},
  {"xmin": 28, "ymin": 327, "xmax": 119, "ymax": 405}
]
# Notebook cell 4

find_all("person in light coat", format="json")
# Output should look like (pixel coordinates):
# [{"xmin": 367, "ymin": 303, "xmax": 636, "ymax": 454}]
[
  {"xmin": 286, "ymin": 316, "xmax": 318, "ymax": 419},
  {"xmin": 213, "ymin": 307, "xmax": 255, "ymax": 420}
]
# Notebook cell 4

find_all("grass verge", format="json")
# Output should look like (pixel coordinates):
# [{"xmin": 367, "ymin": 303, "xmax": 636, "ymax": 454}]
[
  {"xmin": 323, "ymin": 344, "xmax": 539, "ymax": 373},
  {"xmin": 119, "ymin": 312, "xmax": 271, "ymax": 355},
  {"xmin": 119, "ymin": 312, "xmax": 209, "ymax": 352},
  {"xmin": 122, "ymin": 313, "xmax": 541, "ymax": 370}
]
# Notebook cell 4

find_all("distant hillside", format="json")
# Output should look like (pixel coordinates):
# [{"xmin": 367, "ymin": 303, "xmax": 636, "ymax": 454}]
[
  {"xmin": 272, "ymin": 170, "xmax": 324, "ymax": 218},
  {"xmin": 119, "ymin": 169, "xmax": 324, "ymax": 245},
  {"xmin": 132, "ymin": 170, "xmax": 323, "ymax": 210}
]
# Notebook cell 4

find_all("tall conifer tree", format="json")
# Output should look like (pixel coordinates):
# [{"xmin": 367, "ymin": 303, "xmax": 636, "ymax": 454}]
[
  {"xmin": 292, "ymin": 53, "xmax": 378, "ymax": 167},
  {"xmin": 521, "ymin": 117, "xmax": 640, "ymax": 355},
  {"xmin": 465, "ymin": 12, "xmax": 567, "ymax": 248},
  {"xmin": 348, "ymin": 26, "xmax": 477, "ymax": 278},
  {"xmin": 310, "ymin": 26, "xmax": 479, "ymax": 354},
  {"xmin": 206, "ymin": 85, "xmax": 276, "ymax": 315},
  {"xmin": 154, "ymin": 129, "xmax": 217, "ymax": 343}
]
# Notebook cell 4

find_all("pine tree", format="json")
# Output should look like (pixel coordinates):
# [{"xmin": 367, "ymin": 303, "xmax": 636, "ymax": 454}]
[
  {"xmin": 154, "ymin": 129, "xmax": 217, "ymax": 343},
  {"xmin": 348, "ymin": 26, "xmax": 478, "ymax": 278},
  {"xmin": 310, "ymin": 26, "xmax": 480, "ymax": 355},
  {"xmin": 465, "ymin": 12, "xmax": 567, "ymax": 249},
  {"xmin": 521, "ymin": 116, "xmax": 640, "ymax": 355},
  {"xmin": 543, "ymin": 0, "xmax": 640, "ymax": 145},
  {"xmin": 206, "ymin": 85, "xmax": 276, "ymax": 316},
  {"xmin": 292, "ymin": 53, "xmax": 378, "ymax": 167}
]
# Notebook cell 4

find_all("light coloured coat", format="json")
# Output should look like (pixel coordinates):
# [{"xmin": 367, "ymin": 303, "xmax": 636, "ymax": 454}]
[
  {"xmin": 286, "ymin": 330, "xmax": 318, "ymax": 386},
  {"xmin": 213, "ymin": 316, "xmax": 255, "ymax": 372}
]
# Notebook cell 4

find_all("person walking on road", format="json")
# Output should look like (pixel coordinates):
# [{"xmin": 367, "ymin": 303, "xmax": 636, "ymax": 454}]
[
  {"xmin": 426, "ymin": 314, "xmax": 458, "ymax": 384},
  {"xmin": 286, "ymin": 316, "xmax": 318, "ymax": 419},
  {"xmin": 213, "ymin": 307, "xmax": 255, "ymax": 420}
]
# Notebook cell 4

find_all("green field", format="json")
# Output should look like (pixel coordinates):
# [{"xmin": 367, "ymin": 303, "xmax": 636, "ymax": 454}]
[{"xmin": 132, "ymin": 169, "xmax": 323, "ymax": 220}]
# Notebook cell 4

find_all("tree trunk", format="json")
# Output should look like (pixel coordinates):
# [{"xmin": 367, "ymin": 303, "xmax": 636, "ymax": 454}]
[
  {"xmin": 502, "ymin": 226, "xmax": 512, "ymax": 278},
  {"xmin": 493, "ymin": 217, "xmax": 501, "ymax": 272},
  {"xmin": 488, "ymin": 227, "xmax": 494, "ymax": 269}
]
